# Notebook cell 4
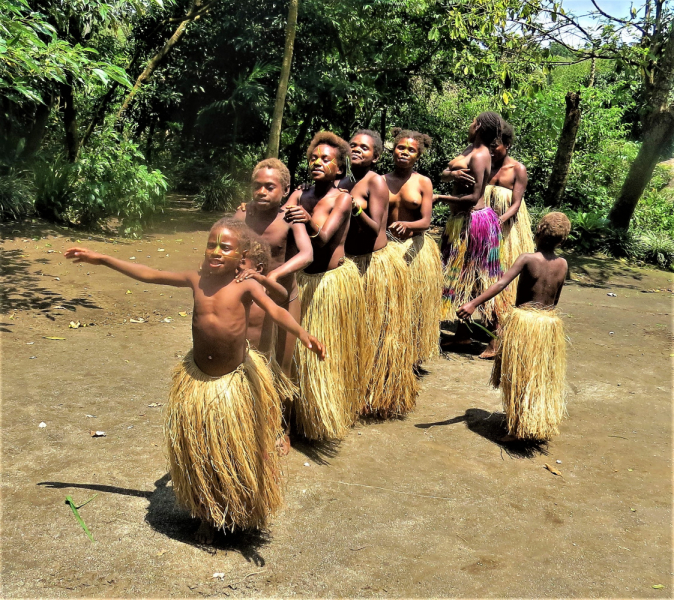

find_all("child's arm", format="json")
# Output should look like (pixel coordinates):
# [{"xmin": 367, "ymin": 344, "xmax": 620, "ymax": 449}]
[
  {"xmin": 456, "ymin": 255, "xmax": 529, "ymax": 319},
  {"xmin": 235, "ymin": 269, "xmax": 289, "ymax": 304},
  {"xmin": 266, "ymin": 221, "xmax": 314, "ymax": 281},
  {"xmin": 65, "ymin": 247, "xmax": 193, "ymax": 287},
  {"xmin": 246, "ymin": 281, "xmax": 326, "ymax": 360}
]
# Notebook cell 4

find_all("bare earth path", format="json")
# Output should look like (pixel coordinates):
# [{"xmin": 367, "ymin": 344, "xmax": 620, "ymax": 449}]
[{"xmin": 1, "ymin": 200, "xmax": 672, "ymax": 598}]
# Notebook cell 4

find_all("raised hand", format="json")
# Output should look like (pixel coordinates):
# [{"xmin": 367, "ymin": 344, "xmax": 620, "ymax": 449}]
[{"xmin": 64, "ymin": 247, "xmax": 105, "ymax": 264}]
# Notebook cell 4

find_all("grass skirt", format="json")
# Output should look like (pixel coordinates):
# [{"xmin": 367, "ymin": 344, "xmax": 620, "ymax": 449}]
[
  {"xmin": 165, "ymin": 349, "xmax": 283, "ymax": 531},
  {"xmin": 388, "ymin": 233, "xmax": 442, "ymax": 364},
  {"xmin": 490, "ymin": 306, "xmax": 567, "ymax": 440},
  {"xmin": 484, "ymin": 185, "xmax": 535, "ymax": 309},
  {"xmin": 350, "ymin": 244, "xmax": 418, "ymax": 417},
  {"xmin": 294, "ymin": 259, "xmax": 366, "ymax": 439},
  {"xmin": 440, "ymin": 207, "xmax": 504, "ymax": 322}
]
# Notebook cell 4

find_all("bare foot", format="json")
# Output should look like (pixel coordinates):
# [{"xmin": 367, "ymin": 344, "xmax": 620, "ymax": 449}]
[
  {"xmin": 194, "ymin": 521, "xmax": 216, "ymax": 545},
  {"xmin": 498, "ymin": 433, "xmax": 518, "ymax": 443},
  {"xmin": 478, "ymin": 348, "xmax": 497, "ymax": 359},
  {"xmin": 275, "ymin": 434, "xmax": 290, "ymax": 457}
]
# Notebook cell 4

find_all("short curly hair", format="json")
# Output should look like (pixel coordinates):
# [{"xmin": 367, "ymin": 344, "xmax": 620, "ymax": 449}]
[
  {"xmin": 475, "ymin": 111, "xmax": 503, "ymax": 146},
  {"xmin": 247, "ymin": 235, "xmax": 272, "ymax": 272},
  {"xmin": 391, "ymin": 128, "xmax": 432, "ymax": 154},
  {"xmin": 252, "ymin": 158, "xmax": 290, "ymax": 191},
  {"xmin": 210, "ymin": 217, "xmax": 254, "ymax": 254},
  {"xmin": 536, "ymin": 212, "xmax": 571, "ymax": 248},
  {"xmin": 306, "ymin": 131, "xmax": 351, "ymax": 170},
  {"xmin": 352, "ymin": 129, "xmax": 384, "ymax": 157}
]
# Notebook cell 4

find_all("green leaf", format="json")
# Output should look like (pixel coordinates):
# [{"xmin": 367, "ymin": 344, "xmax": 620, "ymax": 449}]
[{"xmin": 65, "ymin": 495, "xmax": 95, "ymax": 542}]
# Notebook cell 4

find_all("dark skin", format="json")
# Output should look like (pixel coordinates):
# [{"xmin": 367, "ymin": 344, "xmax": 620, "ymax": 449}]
[
  {"xmin": 234, "ymin": 167, "xmax": 314, "ymax": 374},
  {"xmin": 434, "ymin": 118, "xmax": 492, "ymax": 213},
  {"xmin": 457, "ymin": 233, "xmax": 567, "ymax": 442},
  {"xmin": 65, "ymin": 226, "xmax": 325, "ymax": 378},
  {"xmin": 384, "ymin": 137, "xmax": 434, "ymax": 240},
  {"xmin": 284, "ymin": 144, "xmax": 352, "ymax": 273},
  {"xmin": 339, "ymin": 133, "xmax": 390, "ymax": 255},
  {"xmin": 456, "ymin": 236, "xmax": 568, "ymax": 318},
  {"xmin": 488, "ymin": 139, "xmax": 528, "ymax": 225}
]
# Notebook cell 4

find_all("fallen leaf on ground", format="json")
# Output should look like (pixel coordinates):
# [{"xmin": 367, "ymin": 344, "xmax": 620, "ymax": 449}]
[
  {"xmin": 652, "ymin": 584, "xmax": 664, "ymax": 589},
  {"xmin": 158, "ymin": 248, "xmax": 165, "ymax": 252},
  {"xmin": 178, "ymin": 311, "xmax": 187, "ymax": 317},
  {"xmin": 44, "ymin": 336, "xmax": 66, "ymax": 340},
  {"xmin": 39, "ymin": 422, "xmax": 47, "ymax": 428},
  {"xmin": 157, "ymin": 550, "xmax": 166, "ymax": 557},
  {"xmin": 148, "ymin": 402, "xmax": 163, "ymax": 407},
  {"xmin": 544, "ymin": 463, "xmax": 562, "ymax": 476},
  {"xmin": 163, "ymin": 318, "xmax": 172, "ymax": 323},
  {"xmin": 86, "ymin": 414, "xmax": 96, "ymax": 418},
  {"xmin": 126, "ymin": 290, "xmax": 132, "ymax": 294},
  {"xmin": 129, "ymin": 318, "xmax": 145, "ymax": 323},
  {"xmin": 69, "ymin": 321, "xmax": 81, "ymax": 328},
  {"xmin": 90, "ymin": 430, "xmax": 106, "ymax": 437},
  {"xmin": 630, "ymin": 507, "xmax": 636, "ymax": 512}
]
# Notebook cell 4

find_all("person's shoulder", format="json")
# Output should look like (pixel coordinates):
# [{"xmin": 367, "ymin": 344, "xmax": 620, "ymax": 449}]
[
  {"xmin": 233, "ymin": 207, "xmax": 246, "ymax": 220},
  {"xmin": 512, "ymin": 159, "xmax": 527, "ymax": 176},
  {"xmin": 413, "ymin": 172, "xmax": 432, "ymax": 185}
]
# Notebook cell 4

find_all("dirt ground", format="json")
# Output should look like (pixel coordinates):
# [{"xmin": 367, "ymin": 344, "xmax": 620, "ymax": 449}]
[{"xmin": 2, "ymin": 197, "xmax": 672, "ymax": 598}]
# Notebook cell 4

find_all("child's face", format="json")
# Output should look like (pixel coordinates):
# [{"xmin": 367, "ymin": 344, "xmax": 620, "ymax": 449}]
[
  {"xmin": 252, "ymin": 168, "xmax": 287, "ymax": 209},
  {"xmin": 490, "ymin": 139, "xmax": 509, "ymax": 162},
  {"xmin": 204, "ymin": 227, "xmax": 243, "ymax": 275},
  {"xmin": 308, "ymin": 144, "xmax": 341, "ymax": 181}
]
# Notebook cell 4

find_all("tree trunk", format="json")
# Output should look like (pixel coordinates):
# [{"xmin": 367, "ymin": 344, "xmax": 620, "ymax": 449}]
[
  {"xmin": 545, "ymin": 91, "xmax": 581, "ymax": 207},
  {"xmin": 21, "ymin": 95, "xmax": 53, "ymax": 159},
  {"xmin": 287, "ymin": 113, "xmax": 312, "ymax": 188},
  {"xmin": 266, "ymin": 0, "xmax": 299, "ymax": 159},
  {"xmin": 609, "ymin": 22, "xmax": 674, "ymax": 229},
  {"xmin": 608, "ymin": 109, "xmax": 674, "ymax": 228},
  {"xmin": 380, "ymin": 106, "xmax": 387, "ymax": 144},
  {"xmin": 60, "ymin": 80, "xmax": 79, "ymax": 162},
  {"xmin": 145, "ymin": 118, "xmax": 156, "ymax": 162},
  {"xmin": 116, "ymin": 0, "xmax": 211, "ymax": 123}
]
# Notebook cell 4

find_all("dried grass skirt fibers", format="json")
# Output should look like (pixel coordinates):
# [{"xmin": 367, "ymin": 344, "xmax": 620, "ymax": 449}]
[
  {"xmin": 388, "ymin": 233, "xmax": 442, "ymax": 364},
  {"xmin": 294, "ymin": 259, "xmax": 366, "ymax": 439},
  {"xmin": 490, "ymin": 306, "xmax": 567, "ymax": 440},
  {"xmin": 440, "ymin": 207, "xmax": 505, "ymax": 322},
  {"xmin": 350, "ymin": 244, "xmax": 418, "ymax": 417},
  {"xmin": 484, "ymin": 185, "xmax": 535, "ymax": 309},
  {"xmin": 165, "ymin": 349, "xmax": 283, "ymax": 531}
]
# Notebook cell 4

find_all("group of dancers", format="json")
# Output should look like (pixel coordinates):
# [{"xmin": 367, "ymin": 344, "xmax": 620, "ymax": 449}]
[{"xmin": 64, "ymin": 111, "xmax": 572, "ymax": 541}]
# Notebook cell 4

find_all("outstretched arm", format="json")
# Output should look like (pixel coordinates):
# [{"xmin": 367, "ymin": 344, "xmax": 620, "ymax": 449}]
[
  {"xmin": 65, "ymin": 248, "xmax": 193, "ymax": 287},
  {"xmin": 247, "ymin": 281, "xmax": 326, "ymax": 360},
  {"xmin": 456, "ymin": 255, "xmax": 529, "ymax": 319},
  {"xmin": 499, "ymin": 163, "xmax": 528, "ymax": 224}
]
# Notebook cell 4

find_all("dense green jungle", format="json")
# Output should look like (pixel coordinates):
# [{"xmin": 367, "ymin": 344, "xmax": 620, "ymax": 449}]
[{"xmin": 2, "ymin": 0, "xmax": 673, "ymax": 268}]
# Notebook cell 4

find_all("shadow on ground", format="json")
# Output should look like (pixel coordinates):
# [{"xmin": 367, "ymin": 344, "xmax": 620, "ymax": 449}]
[
  {"xmin": 1, "ymin": 248, "xmax": 101, "ymax": 319},
  {"xmin": 415, "ymin": 408, "xmax": 549, "ymax": 459},
  {"xmin": 37, "ymin": 475, "xmax": 269, "ymax": 564}
]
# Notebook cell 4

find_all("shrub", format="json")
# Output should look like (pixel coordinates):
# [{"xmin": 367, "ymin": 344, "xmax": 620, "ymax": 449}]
[
  {"xmin": 196, "ymin": 173, "xmax": 244, "ymax": 212},
  {"xmin": 71, "ymin": 132, "xmax": 168, "ymax": 236},
  {"xmin": 0, "ymin": 168, "xmax": 34, "ymax": 221},
  {"xmin": 638, "ymin": 231, "xmax": 674, "ymax": 269},
  {"xmin": 33, "ymin": 158, "xmax": 76, "ymax": 224}
]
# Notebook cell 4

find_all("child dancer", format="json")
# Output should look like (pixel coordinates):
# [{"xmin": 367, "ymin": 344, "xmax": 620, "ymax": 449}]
[
  {"xmin": 457, "ymin": 212, "xmax": 570, "ymax": 441},
  {"xmin": 65, "ymin": 218, "xmax": 324, "ymax": 542}
]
